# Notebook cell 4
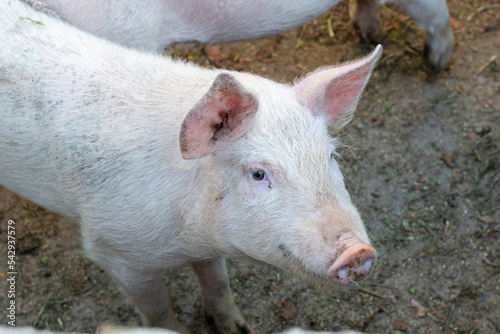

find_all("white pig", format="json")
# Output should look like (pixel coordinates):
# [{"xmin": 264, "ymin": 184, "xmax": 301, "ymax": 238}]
[
  {"xmin": 1, "ymin": 1, "xmax": 380, "ymax": 333},
  {"xmin": 0, "ymin": 326, "xmax": 364, "ymax": 334},
  {"xmin": 22, "ymin": 0, "xmax": 453, "ymax": 70}
]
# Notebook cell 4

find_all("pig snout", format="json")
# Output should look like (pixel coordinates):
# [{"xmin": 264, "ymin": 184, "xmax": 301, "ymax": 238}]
[{"xmin": 328, "ymin": 235, "xmax": 377, "ymax": 286}]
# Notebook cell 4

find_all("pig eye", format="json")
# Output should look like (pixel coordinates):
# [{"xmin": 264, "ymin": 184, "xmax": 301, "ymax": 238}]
[{"xmin": 252, "ymin": 169, "xmax": 266, "ymax": 181}]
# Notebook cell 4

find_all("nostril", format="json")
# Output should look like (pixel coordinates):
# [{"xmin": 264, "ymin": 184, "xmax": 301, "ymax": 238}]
[
  {"xmin": 363, "ymin": 258, "xmax": 374, "ymax": 271},
  {"xmin": 334, "ymin": 263, "xmax": 370, "ymax": 285},
  {"xmin": 337, "ymin": 266, "xmax": 348, "ymax": 278},
  {"xmin": 328, "ymin": 243, "xmax": 377, "ymax": 286}
]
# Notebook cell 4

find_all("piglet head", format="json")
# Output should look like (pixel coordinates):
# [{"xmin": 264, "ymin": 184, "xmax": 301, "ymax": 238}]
[
  {"xmin": 179, "ymin": 46, "xmax": 382, "ymax": 288},
  {"xmin": 286, "ymin": 45, "xmax": 382, "ymax": 286}
]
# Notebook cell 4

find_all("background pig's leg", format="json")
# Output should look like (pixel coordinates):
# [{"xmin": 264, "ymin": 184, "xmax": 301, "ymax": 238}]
[
  {"xmin": 351, "ymin": 0, "xmax": 381, "ymax": 43},
  {"xmin": 192, "ymin": 258, "xmax": 254, "ymax": 334},
  {"xmin": 382, "ymin": 0, "xmax": 454, "ymax": 70}
]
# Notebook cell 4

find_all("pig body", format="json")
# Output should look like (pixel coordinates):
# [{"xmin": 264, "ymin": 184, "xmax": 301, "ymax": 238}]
[
  {"xmin": 24, "ymin": 0, "xmax": 453, "ymax": 69},
  {"xmin": 1, "ymin": 1, "xmax": 380, "ymax": 332}
]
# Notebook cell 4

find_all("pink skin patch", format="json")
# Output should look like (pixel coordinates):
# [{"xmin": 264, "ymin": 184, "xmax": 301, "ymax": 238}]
[
  {"xmin": 328, "ymin": 242, "xmax": 377, "ymax": 286},
  {"xmin": 293, "ymin": 44, "xmax": 382, "ymax": 126},
  {"xmin": 180, "ymin": 72, "xmax": 258, "ymax": 159}
]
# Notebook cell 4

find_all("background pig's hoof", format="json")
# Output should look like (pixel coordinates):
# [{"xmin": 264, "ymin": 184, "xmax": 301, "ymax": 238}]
[
  {"xmin": 353, "ymin": 21, "xmax": 382, "ymax": 45},
  {"xmin": 423, "ymin": 25, "xmax": 454, "ymax": 71},
  {"xmin": 328, "ymin": 244, "xmax": 376, "ymax": 286},
  {"xmin": 235, "ymin": 323, "xmax": 255, "ymax": 334}
]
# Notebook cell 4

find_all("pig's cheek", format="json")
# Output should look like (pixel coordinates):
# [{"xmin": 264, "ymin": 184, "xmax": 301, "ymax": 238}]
[{"xmin": 329, "ymin": 159, "xmax": 346, "ymax": 189}]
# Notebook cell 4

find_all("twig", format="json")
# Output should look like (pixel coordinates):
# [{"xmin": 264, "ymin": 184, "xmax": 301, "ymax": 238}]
[
  {"xmin": 33, "ymin": 292, "xmax": 52, "ymax": 326},
  {"xmin": 411, "ymin": 299, "xmax": 440, "ymax": 324},
  {"xmin": 483, "ymin": 257, "xmax": 500, "ymax": 267},
  {"xmin": 467, "ymin": 4, "xmax": 500, "ymax": 21},
  {"xmin": 356, "ymin": 285, "xmax": 385, "ymax": 298},
  {"xmin": 18, "ymin": 16, "xmax": 44, "ymax": 25},
  {"xmin": 403, "ymin": 46, "xmax": 417, "ymax": 55},
  {"xmin": 0, "ymin": 203, "xmax": 17, "ymax": 214},
  {"xmin": 384, "ymin": 6, "xmax": 420, "ymax": 32},
  {"xmin": 443, "ymin": 301, "xmax": 456, "ymax": 332},
  {"xmin": 327, "ymin": 15, "xmax": 334, "ymax": 38},
  {"xmin": 377, "ymin": 52, "xmax": 395, "ymax": 67},
  {"xmin": 374, "ymin": 235, "xmax": 426, "ymax": 243},
  {"xmin": 487, "ymin": 316, "xmax": 500, "ymax": 333},
  {"xmin": 411, "ymin": 299, "xmax": 441, "ymax": 323},
  {"xmin": 475, "ymin": 55, "xmax": 497, "ymax": 75}
]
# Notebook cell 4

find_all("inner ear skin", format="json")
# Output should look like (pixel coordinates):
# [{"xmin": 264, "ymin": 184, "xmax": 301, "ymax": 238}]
[
  {"xmin": 212, "ymin": 112, "xmax": 227, "ymax": 142},
  {"xmin": 180, "ymin": 72, "xmax": 258, "ymax": 159}
]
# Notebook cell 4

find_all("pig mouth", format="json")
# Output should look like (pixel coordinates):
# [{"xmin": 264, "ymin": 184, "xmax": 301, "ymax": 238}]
[
  {"xmin": 278, "ymin": 244, "xmax": 331, "ymax": 288},
  {"xmin": 278, "ymin": 241, "xmax": 376, "ymax": 288}
]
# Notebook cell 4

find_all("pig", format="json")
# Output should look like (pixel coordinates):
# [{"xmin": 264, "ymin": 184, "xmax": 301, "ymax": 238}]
[
  {"xmin": 0, "ymin": 326, "xmax": 364, "ymax": 334},
  {"xmin": 22, "ymin": 0, "xmax": 453, "ymax": 70},
  {"xmin": 1, "ymin": 1, "xmax": 380, "ymax": 333}
]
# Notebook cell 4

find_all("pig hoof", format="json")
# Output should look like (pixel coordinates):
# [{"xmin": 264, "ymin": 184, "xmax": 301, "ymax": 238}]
[
  {"xmin": 236, "ymin": 323, "xmax": 255, "ymax": 334},
  {"xmin": 349, "ymin": 0, "xmax": 381, "ymax": 44},
  {"xmin": 423, "ymin": 24, "xmax": 454, "ymax": 71},
  {"xmin": 328, "ymin": 243, "xmax": 376, "ymax": 286},
  {"xmin": 352, "ymin": 21, "xmax": 382, "ymax": 44},
  {"xmin": 205, "ymin": 313, "xmax": 254, "ymax": 334}
]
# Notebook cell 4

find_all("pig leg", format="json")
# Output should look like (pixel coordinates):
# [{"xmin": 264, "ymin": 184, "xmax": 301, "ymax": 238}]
[
  {"xmin": 192, "ymin": 258, "xmax": 254, "ymax": 334},
  {"xmin": 382, "ymin": 0, "xmax": 454, "ymax": 70},
  {"xmin": 84, "ymin": 247, "xmax": 190, "ymax": 333},
  {"xmin": 351, "ymin": 0, "xmax": 381, "ymax": 43},
  {"xmin": 110, "ymin": 268, "xmax": 190, "ymax": 333},
  {"xmin": 109, "ymin": 269, "xmax": 189, "ymax": 333}
]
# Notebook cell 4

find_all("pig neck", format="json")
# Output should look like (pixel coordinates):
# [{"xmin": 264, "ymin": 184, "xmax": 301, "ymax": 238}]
[{"xmin": 174, "ymin": 156, "xmax": 227, "ymax": 261}]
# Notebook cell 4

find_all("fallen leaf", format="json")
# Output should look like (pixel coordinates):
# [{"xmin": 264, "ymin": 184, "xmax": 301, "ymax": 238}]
[
  {"xmin": 393, "ymin": 318, "xmax": 408, "ymax": 331},
  {"xmin": 367, "ymin": 116, "xmax": 384, "ymax": 127},
  {"xmin": 281, "ymin": 298, "xmax": 298, "ymax": 320},
  {"xmin": 486, "ymin": 230, "xmax": 497, "ymax": 240},
  {"xmin": 477, "ymin": 215, "xmax": 495, "ymax": 223},
  {"xmin": 450, "ymin": 17, "xmax": 460, "ymax": 29},
  {"xmin": 411, "ymin": 299, "xmax": 427, "ymax": 318},
  {"xmin": 415, "ymin": 306, "xmax": 426, "ymax": 318},
  {"xmin": 440, "ymin": 153, "xmax": 455, "ymax": 168},
  {"xmin": 468, "ymin": 132, "xmax": 477, "ymax": 142},
  {"xmin": 380, "ymin": 268, "xmax": 393, "ymax": 278},
  {"xmin": 205, "ymin": 45, "xmax": 226, "ymax": 67}
]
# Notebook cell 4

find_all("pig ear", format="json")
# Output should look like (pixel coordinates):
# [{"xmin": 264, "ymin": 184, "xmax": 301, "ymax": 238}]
[
  {"xmin": 180, "ymin": 72, "xmax": 258, "ymax": 159},
  {"xmin": 293, "ymin": 44, "xmax": 382, "ymax": 130}
]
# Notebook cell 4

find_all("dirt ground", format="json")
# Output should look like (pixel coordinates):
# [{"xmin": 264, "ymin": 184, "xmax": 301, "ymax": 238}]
[{"xmin": 1, "ymin": 0, "xmax": 499, "ymax": 333}]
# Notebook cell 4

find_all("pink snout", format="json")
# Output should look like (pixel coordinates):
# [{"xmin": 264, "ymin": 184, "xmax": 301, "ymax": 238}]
[{"xmin": 328, "ymin": 243, "xmax": 377, "ymax": 286}]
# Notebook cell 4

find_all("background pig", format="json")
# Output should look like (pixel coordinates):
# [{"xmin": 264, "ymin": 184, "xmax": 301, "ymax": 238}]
[
  {"xmin": 23, "ymin": 0, "xmax": 453, "ymax": 70},
  {"xmin": 0, "ymin": 1, "xmax": 381, "ymax": 333},
  {"xmin": 0, "ymin": 325, "xmax": 364, "ymax": 334}
]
